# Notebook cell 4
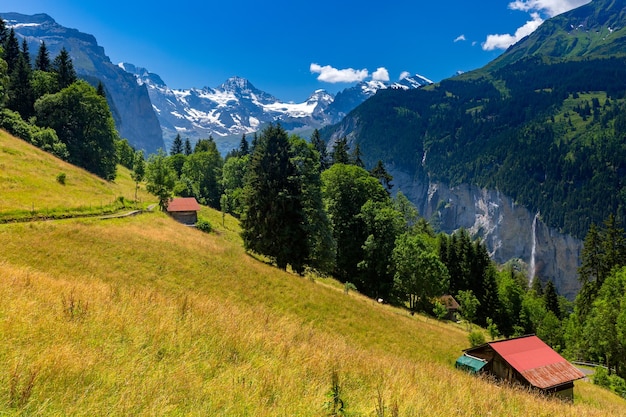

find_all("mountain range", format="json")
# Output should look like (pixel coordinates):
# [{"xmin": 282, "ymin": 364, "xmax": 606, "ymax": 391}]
[
  {"xmin": 4, "ymin": 11, "xmax": 431, "ymax": 154},
  {"xmin": 121, "ymin": 62, "xmax": 431, "ymax": 152}
]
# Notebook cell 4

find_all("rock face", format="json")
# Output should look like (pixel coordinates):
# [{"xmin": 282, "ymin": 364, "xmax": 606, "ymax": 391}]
[
  {"xmin": 392, "ymin": 169, "xmax": 583, "ymax": 299},
  {"xmin": 3, "ymin": 12, "xmax": 165, "ymax": 154}
]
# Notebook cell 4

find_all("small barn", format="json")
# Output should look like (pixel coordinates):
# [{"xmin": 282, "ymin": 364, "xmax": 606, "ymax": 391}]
[
  {"xmin": 166, "ymin": 197, "xmax": 201, "ymax": 225},
  {"xmin": 456, "ymin": 335, "xmax": 585, "ymax": 400}
]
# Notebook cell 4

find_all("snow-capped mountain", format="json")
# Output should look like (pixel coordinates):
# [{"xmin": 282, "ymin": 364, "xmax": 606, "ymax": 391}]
[{"xmin": 122, "ymin": 63, "xmax": 431, "ymax": 151}]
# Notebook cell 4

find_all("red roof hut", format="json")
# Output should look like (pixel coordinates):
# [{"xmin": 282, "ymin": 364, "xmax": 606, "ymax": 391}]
[
  {"xmin": 457, "ymin": 335, "xmax": 585, "ymax": 400},
  {"xmin": 167, "ymin": 197, "xmax": 201, "ymax": 225}
]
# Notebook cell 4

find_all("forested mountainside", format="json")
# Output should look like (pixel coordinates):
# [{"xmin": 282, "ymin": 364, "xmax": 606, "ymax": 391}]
[{"xmin": 323, "ymin": 0, "xmax": 626, "ymax": 241}]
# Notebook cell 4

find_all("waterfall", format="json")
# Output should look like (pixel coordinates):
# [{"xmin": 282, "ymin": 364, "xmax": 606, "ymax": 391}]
[{"xmin": 529, "ymin": 212, "xmax": 539, "ymax": 286}]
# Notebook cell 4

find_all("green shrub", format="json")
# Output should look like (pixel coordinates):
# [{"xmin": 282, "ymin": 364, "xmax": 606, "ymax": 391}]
[
  {"xmin": 468, "ymin": 330, "xmax": 486, "ymax": 347},
  {"xmin": 196, "ymin": 218, "xmax": 212, "ymax": 233},
  {"xmin": 56, "ymin": 172, "xmax": 66, "ymax": 185}
]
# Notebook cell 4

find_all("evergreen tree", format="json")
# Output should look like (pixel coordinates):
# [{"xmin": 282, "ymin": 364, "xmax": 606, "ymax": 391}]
[
  {"xmin": 184, "ymin": 138, "xmax": 193, "ymax": 156},
  {"xmin": 238, "ymin": 133, "xmax": 249, "ymax": 156},
  {"xmin": 331, "ymin": 136, "xmax": 350, "ymax": 165},
  {"xmin": 310, "ymin": 129, "xmax": 329, "ymax": 170},
  {"xmin": 96, "ymin": 81, "xmax": 106, "ymax": 97},
  {"xmin": 35, "ymin": 41, "xmax": 51, "ymax": 72},
  {"xmin": 544, "ymin": 280, "xmax": 561, "ymax": 320},
  {"xmin": 7, "ymin": 48, "xmax": 34, "ymax": 118},
  {"xmin": 351, "ymin": 143, "xmax": 364, "ymax": 168},
  {"xmin": 371, "ymin": 160, "xmax": 393, "ymax": 193},
  {"xmin": 241, "ymin": 124, "xmax": 308, "ymax": 273},
  {"xmin": 53, "ymin": 48, "xmax": 77, "ymax": 90},
  {"xmin": 20, "ymin": 39, "xmax": 30, "ymax": 65},
  {"xmin": 3, "ymin": 29, "xmax": 20, "ymax": 73},
  {"xmin": 170, "ymin": 133, "xmax": 183, "ymax": 155}
]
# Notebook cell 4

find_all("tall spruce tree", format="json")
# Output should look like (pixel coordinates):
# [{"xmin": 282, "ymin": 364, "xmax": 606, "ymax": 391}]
[
  {"xmin": 310, "ymin": 129, "xmax": 329, "ymax": 170},
  {"xmin": 53, "ymin": 48, "xmax": 77, "ymax": 90},
  {"xmin": 170, "ymin": 133, "xmax": 183, "ymax": 155},
  {"xmin": 184, "ymin": 138, "xmax": 193, "ymax": 156},
  {"xmin": 241, "ymin": 124, "xmax": 308, "ymax": 273},
  {"xmin": 35, "ymin": 41, "xmax": 51, "ymax": 72},
  {"xmin": 331, "ymin": 136, "xmax": 350, "ymax": 165},
  {"xmin": 7, "ymin": 48, "xmax": 34, "ymax": 118},
  {"xmin": 3, "ymin": 28, "xmax": 20, "ymax": 73}
]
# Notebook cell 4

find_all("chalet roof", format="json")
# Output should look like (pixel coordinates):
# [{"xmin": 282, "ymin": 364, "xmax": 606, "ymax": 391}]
[
  {"xmin": 167, "ymin": 197, "xmax": 201, "ymax": 212},
  {"xmin": 466, "ymin": 335, "xmax": 585, "ymax": 389}
]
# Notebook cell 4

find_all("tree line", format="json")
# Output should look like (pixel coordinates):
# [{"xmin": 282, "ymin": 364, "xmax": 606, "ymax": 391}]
[{"xmin": 144, "ymin": 123, "xmax": 580, "ymax": 353}]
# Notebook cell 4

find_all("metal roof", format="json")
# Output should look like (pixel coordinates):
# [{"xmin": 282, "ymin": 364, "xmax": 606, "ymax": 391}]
[
  {"xmin": 487, "ymin": 335, "xmax": 585, "ymax": 389},
  {"xmin": 167, "ymin": 197, "xmax": 201, "ymax": 212},
  {"xmin": 456, "ymin": 354, "xmax": 488, "ymax": 374}
]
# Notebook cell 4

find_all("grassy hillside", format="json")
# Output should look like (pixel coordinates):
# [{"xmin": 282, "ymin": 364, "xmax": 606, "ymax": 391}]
[
  {"xmin": 0, "ymin": 129, "xmax": 151, "ymax": 222},
  {"xmin": 0, "ymin": 131, "xmax": 625, "ymax": 415}
]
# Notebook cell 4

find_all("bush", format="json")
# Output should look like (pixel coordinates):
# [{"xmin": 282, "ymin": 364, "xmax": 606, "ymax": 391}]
[
  {"xmin": 196, "ymin": 218, "xmax": 212, "ymax": 233},
  {"xmin": 56, "ymin": 172, "xmax": 66, "ymax": 185},
  {"xmin": 468, "ymin": 330, "xmax": 486, "ymax": 347}
]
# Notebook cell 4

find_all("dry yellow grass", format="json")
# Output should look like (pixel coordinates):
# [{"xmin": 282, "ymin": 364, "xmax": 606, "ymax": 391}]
[{"xmin": 0, "ymin": 131, "xmax": 625, "ymax": 415}]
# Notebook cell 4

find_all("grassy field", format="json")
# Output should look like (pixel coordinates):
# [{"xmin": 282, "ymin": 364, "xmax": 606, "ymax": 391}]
[
  {"xmin": 0, "ymin": 130, "xmax": 151, "ymax": 221},
  {"xmin": 1, "ymin": 131, "xmax": 625, "ymax": 415}
]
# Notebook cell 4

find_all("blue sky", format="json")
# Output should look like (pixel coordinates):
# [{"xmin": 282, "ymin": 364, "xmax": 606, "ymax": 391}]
[{"xmin": 2, "ymin": 0, "xmax": 591, "ymax": 102}]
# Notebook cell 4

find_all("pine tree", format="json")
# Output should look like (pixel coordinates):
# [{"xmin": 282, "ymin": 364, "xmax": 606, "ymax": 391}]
[
  {"xmin": 7, "ymin": 49, "xmax": 34, "ymax": 118},
  {"xmin": 170, "ymin": 133, "xmax": 183, "ymax": 155},
  {"xmin": 370, "ymin": 160, "xmax": 393, "ymax": 192},
  {"xmin": 543, "ymin": 280, "xmax": 561, "ymax": 320},
  {"xmin": 352, "ymin": 143, "xmax": 364, "ymax": 168},
  {"xmin": 96, "ymin": 81, "xmax": 106, "ymax": 97},
  {"xmin": 35, "ymin": 41, "xmax": 51, "ymax": 71},
  {"xmin": 241, "ymin": 124, "xmax": 308, "ymax": 273},
  {"xmin": 184, "ymin": 138, "xmax": 193, "ymax": 156},
  {"xmin": 238, "ymin": 133, "xmax": 249, "ymax": 156},
  {"xmin": 53, "ymin": 48, "xmax": 77, "ymax": 90},
  {"xmin": 310, "ymin": 129, "xmax": 329, "ymax": 170},
  {"xmin": 4, "ymin": 28, "xmax": 20, "ymax": 73},
  {"xmin": 331, "ymin": 137, "xmax": 350, "ymax": 165}
]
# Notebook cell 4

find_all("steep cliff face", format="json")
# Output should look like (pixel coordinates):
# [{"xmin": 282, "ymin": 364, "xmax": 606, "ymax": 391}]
[
  {"xmin": 392, "ymin": 169, "xmax": 582, "ymax": 299},
  {"xmin": 4, "ymin": 13, "xmax": 165, "ymax": 154}
]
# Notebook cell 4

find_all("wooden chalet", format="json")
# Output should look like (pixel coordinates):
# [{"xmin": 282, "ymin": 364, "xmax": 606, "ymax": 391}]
[
  {"xmin": 456, "ymin": 335, "xmax": 585, "ymax": 400},
  {"xmin": 166, "ymin": 197, "xmax": 201, "ymax": 225}
]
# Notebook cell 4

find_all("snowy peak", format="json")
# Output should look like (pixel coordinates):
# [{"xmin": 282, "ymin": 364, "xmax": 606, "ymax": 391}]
[{"xmin": 121, "ymin": 62, "xmax": 431, "ymax": 152}]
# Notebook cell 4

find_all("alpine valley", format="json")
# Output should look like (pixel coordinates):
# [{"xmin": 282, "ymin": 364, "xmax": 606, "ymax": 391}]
[{"xmin": 4, "ymin": 0, "xmax": 626, "ymax": 299}]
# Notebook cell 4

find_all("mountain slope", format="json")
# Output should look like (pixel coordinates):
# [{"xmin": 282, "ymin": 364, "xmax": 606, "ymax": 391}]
[
  {"xmin": 321, "ymin": 0, "xmax": 626, "ymax": 297},
  {"xmin": 124, "ymin": 63, "xmax": 431, "ymax": 151},
  {"xmin": 3, "ymin": 12, "xmax": 165, "ymax": 154},
  {"xmin": 0, "ymin": 129, "xmax": 623, "ymax": 415}
]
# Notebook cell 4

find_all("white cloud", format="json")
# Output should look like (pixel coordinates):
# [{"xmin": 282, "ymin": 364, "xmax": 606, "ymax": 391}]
[
  {"xmin": 399, "ymin": 71, "xmax": 411, "ymax": 80},
  {"xmin": 508, "ymin": 0, "xmax": 591, "ymax": 17},
  {"xmin": 310, "ymin": 63, "xmax": 369, "ymax": 83},
  {"xmin": 372, "ymin": 67, "xmax": 390, "ymax": 82},
  {"xmin": 483, "ymin": 0, "xmax": 591, "ymax": 51},
  {"xmin": 454, "ymin": 34, "xmax": 466, "ymax": 42},
  {"xmin": 483, "ymin": 12, "xmax": 543, "ymax": 50}
]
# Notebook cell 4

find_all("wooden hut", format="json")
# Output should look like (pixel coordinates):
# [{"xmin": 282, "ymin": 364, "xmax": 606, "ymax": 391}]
[
  {"xmin": 167, "ymin": 197, "xmax": 201, "ymax": 225},
  {"xmin": 456, "ymin": 335, "xmax": 585, "ymax": 400}
]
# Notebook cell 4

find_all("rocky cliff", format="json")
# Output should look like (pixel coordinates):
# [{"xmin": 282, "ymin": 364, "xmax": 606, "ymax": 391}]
[
  {"xmin": 3, "ymin": 13, "xmax": 165, "ymax": 154},
  {"xmin": 392, "ymin": 168, "xmax": 582, "ymax": 299}
]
